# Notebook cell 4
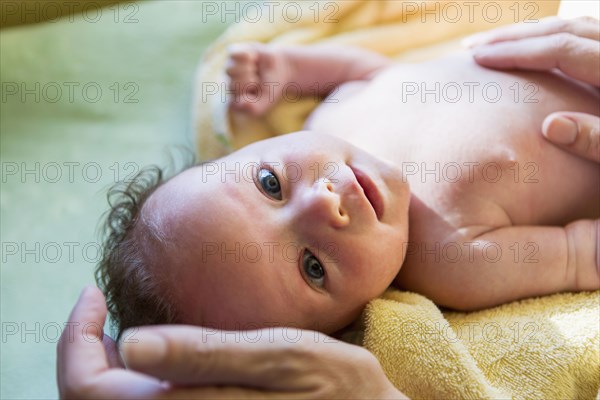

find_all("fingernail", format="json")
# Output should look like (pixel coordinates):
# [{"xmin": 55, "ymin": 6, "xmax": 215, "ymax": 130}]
[
  {"xmin": 472, "ymin": 44, "xmax": 493, "ymax": 59},
  {"xmin": 120, "ymin": 330, "xmax": 167, "ymax": 368},
  {"xmin": 545, "ymin": 116, "xmax": 578, "ymax": 144}
]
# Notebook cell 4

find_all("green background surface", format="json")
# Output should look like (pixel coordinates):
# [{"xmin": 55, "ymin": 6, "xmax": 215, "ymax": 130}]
[{"xmin": 1, "ymin": 2, "xmax": 231, "ymax": 398}]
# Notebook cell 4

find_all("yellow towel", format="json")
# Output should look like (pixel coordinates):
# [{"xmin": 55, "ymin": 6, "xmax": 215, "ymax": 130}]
[
  {"xmin": 358, "ymin": 289, "xmax": 600, "ymax": 399},
  {"xmin": 192, "ymin": 0, "xmax": 600, "ymax": 397}
]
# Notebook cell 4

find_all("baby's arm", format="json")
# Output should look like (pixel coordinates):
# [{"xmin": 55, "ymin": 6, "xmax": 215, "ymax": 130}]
[
  {"xmin": 399, "ymin": 220, "xmax": 599, "ymax": 311},
  {"xmin": 226, "ymin": 43, "xmax": 392, "ymax": 115}
]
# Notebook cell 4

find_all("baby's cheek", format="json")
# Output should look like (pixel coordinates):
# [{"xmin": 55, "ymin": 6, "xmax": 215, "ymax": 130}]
[{"xmin": 347, "ymin": 262, "xmax": 390, "ymax": 300}]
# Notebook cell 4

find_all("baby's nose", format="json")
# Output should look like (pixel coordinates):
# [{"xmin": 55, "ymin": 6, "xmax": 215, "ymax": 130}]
[{"xmin": 300, "ymin": 177, "xmax": 349, "ymax": 229}]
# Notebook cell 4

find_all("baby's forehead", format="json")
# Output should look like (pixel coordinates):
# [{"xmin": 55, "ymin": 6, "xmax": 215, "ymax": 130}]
[{"xmin": 147, "ymin": 164, "xmax": 266, "ymax": 243}]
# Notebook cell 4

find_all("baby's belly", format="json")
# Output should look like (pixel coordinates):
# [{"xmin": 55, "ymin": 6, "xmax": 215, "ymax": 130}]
[{"xmin": 306, "ymin": 52, "xmax": 600, "ymax": 226}]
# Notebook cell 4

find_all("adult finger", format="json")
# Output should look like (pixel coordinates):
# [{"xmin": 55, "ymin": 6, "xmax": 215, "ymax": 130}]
[
  {"xmin": 542, "ymin": 112, "xmax": 600, "ymax": 163},
  {"xmin": 103, "ymin": 334, "xmax": 125, "ymax": 368},
  {"xmin": 120, "ymin": 326, "xmax": 365, "ymax": 389},
  {"xmin": 156, "ymin": 387, "xmax": 311, "ymax": 400},
  {"xmin": 121, "ymin": 326, "xmax": 322, "ymax": 388},
  {"xmin": 472, "ymin": 33, "xmax": 600, "ymax": 86},
  {"xmin": 463, "ymin": 16, "xmax": 600, "ymax": 47},
  {"xmin": 57, "ymin": 286, "xmax": 110, "ymax": 397},
  {"xmin": 121, "ymin": 326, "xmax": 405, "ymax": 399}
]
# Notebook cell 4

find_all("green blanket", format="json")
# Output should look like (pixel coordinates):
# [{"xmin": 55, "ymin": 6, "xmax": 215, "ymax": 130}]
[{"xmin": 0, "ymin": 2, "xmax": 229, "ymax": 398}]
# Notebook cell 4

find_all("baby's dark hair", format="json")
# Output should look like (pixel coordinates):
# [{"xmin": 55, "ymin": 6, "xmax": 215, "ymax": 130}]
[{"xmin": 95, "ymin": 154, "xmax": 197, "ymax": 341}]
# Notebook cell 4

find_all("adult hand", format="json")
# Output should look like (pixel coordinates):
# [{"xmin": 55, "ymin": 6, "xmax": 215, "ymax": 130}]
[
  {"xmin": 58, "ymin": 286, "xmax": 407, "ymax": 399},
  {"xmin": 465, "ymin": 16, "xmax": 600, "ymax": 163},
  {"xmin": 58, "ymin": 286, "xmax": 171, "ymax": 399}
]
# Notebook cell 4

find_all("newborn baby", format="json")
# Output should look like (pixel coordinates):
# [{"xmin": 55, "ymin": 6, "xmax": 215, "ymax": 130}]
[{"xmin": 97, "ymin": 42, "xmax": 600, "ymax": 339}]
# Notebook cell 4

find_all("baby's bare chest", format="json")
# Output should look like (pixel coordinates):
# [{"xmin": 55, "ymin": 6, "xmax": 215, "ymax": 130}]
[{"xmin": 306, "ymin": 56, "xmax": 600, "ymax": 229}]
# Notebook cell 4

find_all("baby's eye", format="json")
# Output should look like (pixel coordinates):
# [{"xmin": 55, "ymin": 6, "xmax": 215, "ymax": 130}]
[
  {"xmin": 302, "ymin": 250, "xmax": 325, "ymax": 288},
  {"xmin": 257, "ymin": 168, "xmax": 282, "ymax": 200}
]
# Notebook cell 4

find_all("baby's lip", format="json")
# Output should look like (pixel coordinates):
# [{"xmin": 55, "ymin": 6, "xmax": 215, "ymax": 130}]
[{"xmin": 348, "ymin": 165, "xmax": 384, "ymax": 221}]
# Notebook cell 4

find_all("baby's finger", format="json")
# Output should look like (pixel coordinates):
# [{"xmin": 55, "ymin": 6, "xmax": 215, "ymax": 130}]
[
  {"xmin": 542, "ymin": 112, "xmax": 600, "ymax": 163},
  {"xmin": 57, "ymin": 286, "xmax": 110, "ymax": 396},
  {"xmin": 225, "ymin": 62, "xmax": 256, "ymax": 80},
  {"xmin": 473, "ymin": 33, "xmax": 600, "ymax": 86},
  {"xmin": 120, "ymin": 326, "xmax": 339, "ymax": 390},
  {"xmin": 227, "ymin": 43, "xmax": 259, "ymax": 63},
  {"xmin": 463, "ymin": 16, "xmax": 600, "ymax": 47}
]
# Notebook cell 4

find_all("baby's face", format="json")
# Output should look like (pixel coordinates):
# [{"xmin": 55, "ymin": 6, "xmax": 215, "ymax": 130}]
[{"xmin": 148, "ymin": 131, "xmax": 410, "ymax": 333}]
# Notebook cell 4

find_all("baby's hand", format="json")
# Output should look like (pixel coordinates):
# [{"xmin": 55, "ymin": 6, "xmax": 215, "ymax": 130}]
[{"xmin": 226, "ymin": 42, "xmax": 292, "ymax": 116}]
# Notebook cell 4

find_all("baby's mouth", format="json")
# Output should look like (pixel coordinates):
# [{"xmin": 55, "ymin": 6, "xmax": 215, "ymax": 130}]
[{"xmin": 349, "ymin": 165, "xmax": 384, "ymax": 221}]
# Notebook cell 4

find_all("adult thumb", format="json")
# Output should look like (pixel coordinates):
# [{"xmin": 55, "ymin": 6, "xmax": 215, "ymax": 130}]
[{"xmin": 542, "ymin": 112, "xmax": 600, "ymax": 163}]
